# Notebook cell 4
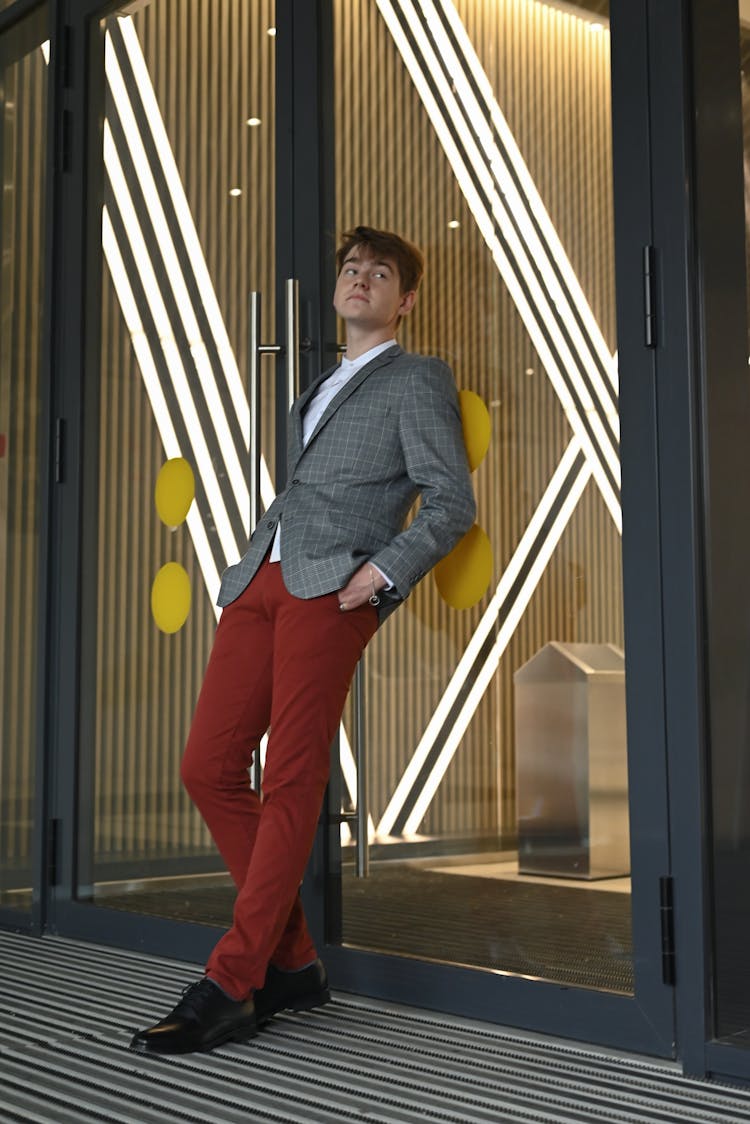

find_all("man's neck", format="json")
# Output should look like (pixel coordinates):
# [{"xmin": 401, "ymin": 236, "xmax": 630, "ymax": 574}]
[{"xmin": 343, "ymin": 327, "xmax": 398, "ymax": 361}]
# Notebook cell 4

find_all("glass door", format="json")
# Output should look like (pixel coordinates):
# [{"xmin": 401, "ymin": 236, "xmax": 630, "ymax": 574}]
[
  {"xmin": 0, "ymin": 5, "xmax": 48, "ymax": 928},
  {"xmin": 53, "ymin": 0, "xmax": 282, "ymax": 955},
  {"xmin": 322, "ymin": 0, "xmax": 674, "ymax": 1052}
]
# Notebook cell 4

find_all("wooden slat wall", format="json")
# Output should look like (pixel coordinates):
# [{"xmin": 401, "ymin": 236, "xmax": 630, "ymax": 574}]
[
  {"xmin": 334, "ymin": 0, "xmax": 620, "ymax": 843},
  {"xmin": 0, "ymin": 46, "xmax": 46, "ymax": 883}
]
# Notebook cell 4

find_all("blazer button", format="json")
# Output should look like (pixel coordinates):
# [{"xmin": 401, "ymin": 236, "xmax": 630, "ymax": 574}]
[
  {"xmin": 267, "ymin": 520, "xmax": 275, "ymax": 529},
  {"xmin": 291, "ymin": 478, "xmax": 300, "ymax": 485}
]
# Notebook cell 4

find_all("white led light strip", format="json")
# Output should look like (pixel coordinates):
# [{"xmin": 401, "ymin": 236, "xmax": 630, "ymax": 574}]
[
  {"xmin": 401, "ymin": 453, "xmax": 592, "ymax": 836},
  {"xmin": 371, "ymin": 0, "xmax": 624, "ymax": 838},
  {"xmin": 104, "ymin": 40, "xmax": 252, "ymax": 536},
  {"xmin": 102, "ymin": 208, "xmax": 221, "ymax": 604},
  {"xmin": 377, "ymin": 437, "xmax": 585, "ymax": 837},
  {"xmin": 103, "ymin": 119, "xmax": 238, "ymax": 564},
  {"xmin": 116, "ymin": 16, "xmax": 275, "ymax": 517},
  {"xmin": 376, "ymin": 0, "xmax": 621, "ymax": 530},
  {"xmin": 407, "ymin": 0, "xmax": 619, "ymax": 476},
  {"xmin": 434, "ymin": 0, "xmax": 619, "ymax": 400}
]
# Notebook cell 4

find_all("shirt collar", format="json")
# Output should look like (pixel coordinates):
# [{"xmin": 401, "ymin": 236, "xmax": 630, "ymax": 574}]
[{"xmin": 339, "ymin": 339, "xmax": 397, "ymax": 376}]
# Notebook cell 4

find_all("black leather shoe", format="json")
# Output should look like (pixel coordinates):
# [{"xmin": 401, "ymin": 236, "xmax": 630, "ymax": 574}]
[
  {"xmin": 254, "ymin": 958, "xmax": 330, "ymax": 1024},
  {"xmin": 130, "ymin": 977, "xmax": 257, "ymax": 1055}
]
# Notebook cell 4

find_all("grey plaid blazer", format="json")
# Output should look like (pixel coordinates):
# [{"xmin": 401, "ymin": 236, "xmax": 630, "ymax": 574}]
[{"xmin": 217, "ymin": 345, "xmax": 476, "ymax": 622}]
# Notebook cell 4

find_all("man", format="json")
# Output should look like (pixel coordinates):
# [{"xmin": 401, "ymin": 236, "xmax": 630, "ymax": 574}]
[{"xmin": 130, "ymin": 226, "xmax": 476, "ymax": 1055}]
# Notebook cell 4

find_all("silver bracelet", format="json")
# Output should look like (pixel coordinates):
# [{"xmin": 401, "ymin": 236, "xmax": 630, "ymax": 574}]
[{"xmin": 368, "ymin": 566, "xmax": 381, "ymax": 607}]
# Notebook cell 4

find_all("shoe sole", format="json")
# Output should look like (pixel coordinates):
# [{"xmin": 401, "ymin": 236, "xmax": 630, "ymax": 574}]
[
  {"xmin": 256, "ymin": 987, "xmax": 331, "ymax": 1026},
  {"xmin": 130, "ymin": 1019, "xmax": 257, "ymax": 1055}
]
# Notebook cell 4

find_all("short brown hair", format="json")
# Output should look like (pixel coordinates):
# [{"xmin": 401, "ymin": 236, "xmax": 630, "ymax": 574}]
[{"xmin": 336, "ymin": 226, "xmax": 424, "ymax": 294}]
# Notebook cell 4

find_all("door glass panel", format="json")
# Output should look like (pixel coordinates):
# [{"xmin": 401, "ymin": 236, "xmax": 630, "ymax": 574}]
[
  {"xmin": 334, "ymin": 0, "xmax": 633, "ymax": 993},
  {"xmin": 76, "ymin": 0, "xmax": 275, "ymax": 926},
  {"xmin": 0, "ymin": 18, "xmax": 47, "ymax": 915}
]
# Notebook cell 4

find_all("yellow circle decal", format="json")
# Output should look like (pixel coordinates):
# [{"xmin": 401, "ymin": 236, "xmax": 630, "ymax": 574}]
[
  {"xmin": 434, "ymin": 523, "xmax": 493, "ymax": 609},
  {"xmin": 458, "ymin": 389, "xmax": 491, "ymax": 472},
  {"xmin": 151, "ymin": 562, "xmax": 192, "ymax": 633},
  {"xmin": 155, "ymin": 457, "xmax": 195, "ymax": 527}
]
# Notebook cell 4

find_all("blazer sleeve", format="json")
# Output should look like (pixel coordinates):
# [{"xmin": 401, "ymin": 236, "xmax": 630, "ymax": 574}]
[{"xmin": 368, "ymin": 358, "xmax": 477, "ymax": 600}]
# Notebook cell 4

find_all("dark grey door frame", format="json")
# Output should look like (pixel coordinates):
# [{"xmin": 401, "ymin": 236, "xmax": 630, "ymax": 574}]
[{"xmin": 658, "ymin": 0, "xmax": 750, "ymax": 1082}]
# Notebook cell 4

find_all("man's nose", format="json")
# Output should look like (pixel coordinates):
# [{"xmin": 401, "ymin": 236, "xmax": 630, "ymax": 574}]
[{"xmin": 354, "ymin": 275, "xmax": 369, "ymax": 288}]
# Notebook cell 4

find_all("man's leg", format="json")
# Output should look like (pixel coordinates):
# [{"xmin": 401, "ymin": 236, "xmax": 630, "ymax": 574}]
[
  {"xmin": 180, "ymin": 560, "xmax": 316, "ymax": 974},
  {"xmin": 205, "ymin": 568, "xmax": 378, "ymax": 999}
]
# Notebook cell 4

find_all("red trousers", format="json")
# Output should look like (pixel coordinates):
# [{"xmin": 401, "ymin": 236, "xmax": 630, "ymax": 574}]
[{"xmin": 180, "ymin": 557, "xmax": 378, "ymax": 1000}]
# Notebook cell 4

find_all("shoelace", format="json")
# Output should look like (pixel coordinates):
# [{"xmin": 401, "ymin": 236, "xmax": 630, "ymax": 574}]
[{"xmin": 172, "ymin": 978, "xmax": 226, "ymax": 1018}]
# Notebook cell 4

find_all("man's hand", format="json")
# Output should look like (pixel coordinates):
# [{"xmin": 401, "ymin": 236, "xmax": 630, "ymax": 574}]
[{"xmin": 338, "ymin": 563, "xmax": 387, "ymax": 611}]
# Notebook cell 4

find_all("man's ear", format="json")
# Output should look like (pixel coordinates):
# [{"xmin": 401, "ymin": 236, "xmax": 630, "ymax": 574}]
[{"xmin": 399, "ymin": 290, "xmax": 417, "ymax": 317}]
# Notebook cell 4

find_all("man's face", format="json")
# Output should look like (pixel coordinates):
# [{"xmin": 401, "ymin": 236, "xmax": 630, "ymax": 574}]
[{"xmin": 333, "ymin": 247, "xmax": 416, "ymax": 332}]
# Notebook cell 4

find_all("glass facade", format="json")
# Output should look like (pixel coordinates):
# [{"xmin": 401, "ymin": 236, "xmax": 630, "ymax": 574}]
[
  {"xmin": 333, "ymin": 0, "xmax": 632, "ymax": 993},
  {"xmin": 0, "ymin": 19, "xmax": 47, "ymax": 914}
]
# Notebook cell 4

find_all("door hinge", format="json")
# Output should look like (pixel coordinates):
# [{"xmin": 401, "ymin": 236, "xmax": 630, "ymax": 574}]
[
  {"xmin": 643, "ymin": 244, "xmax": 657, "ymax": 348},
  {"xmin": 47, "ymin": 818, "xmax": 61, "ymax": 887},
  {"xmin": 54, "ymin": 417, "xmax": 65, "ymax": 482},
  {"xmin": 660, "ymin": 875, "xmax": 676, "ymax": 985}
]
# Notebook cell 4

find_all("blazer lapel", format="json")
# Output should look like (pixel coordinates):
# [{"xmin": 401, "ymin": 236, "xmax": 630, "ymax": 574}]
[
  {"xmin": 301, "ymin": 344, "xmax": 402, "ymax": 450},
  {"xmin": 289, "ymin": 364, "xmax": 338, "ymax": 458}
]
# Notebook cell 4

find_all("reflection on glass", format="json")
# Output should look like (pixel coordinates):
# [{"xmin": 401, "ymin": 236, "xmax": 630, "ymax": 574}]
[
  {"xmin": 77, "ymin": 0, "xmax": 275, "ymax": 929},
  {"xmin": 334, "ymin": 0, "xmax": 632, "ymax": 993},
  {"xmin": 0, "ymin": 36, "xmax": 47, "ymax": 913}
]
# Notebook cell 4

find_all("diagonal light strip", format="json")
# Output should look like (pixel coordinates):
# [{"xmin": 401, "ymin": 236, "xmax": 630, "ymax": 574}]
[
  {"xmin": 102, "ymin": 208, "xmax": 221, "ymax": 605},
  {"xmin": 103, "ymin": 119, "xmax": 239, "ymax": 564},
  {"xmin": 401, "ymin": 454, "xmax": 593, "ymax": 835},
  {"xmin": 377, "ymin": 437, "xmax": 585, "ymax": 837},
  {"xmin": 434, "ymin": 0, "xmax": 619, "ymax": 402},
  {"xmin": 116, "ymin": 16, "xmax": 275, "ymax": 516},
  {"xmin": 413, "ymin": 12, "xmax": 620, "ymax": 480},
  {"xmin": 376, "ymin": 0, "xmax": 622, "ymax": 531},
  {"xmin": 105, "ymin": 37, "xmax": 251, "ymax": 537},
  {"xmin": 372, "ymin": 0, "xmax": 624, "ymax": 838}
]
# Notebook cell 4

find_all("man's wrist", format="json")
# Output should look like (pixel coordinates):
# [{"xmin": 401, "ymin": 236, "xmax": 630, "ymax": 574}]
[{"xmin": 369, "ymin": 562, "xmax": 392, "ymax": 590}]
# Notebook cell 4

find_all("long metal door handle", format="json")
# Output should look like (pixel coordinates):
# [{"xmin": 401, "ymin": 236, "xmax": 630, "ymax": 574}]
[
  {"xmin": 248, "ymin": 290, "xmax": 285, "ymax": 533},
  {"xmin": 248, "ymin": 291, "xmax": 262, "ymax": 534},
  {"xmin": 285, "ymin": 277, "xmax": 300, "ymax": 411}
]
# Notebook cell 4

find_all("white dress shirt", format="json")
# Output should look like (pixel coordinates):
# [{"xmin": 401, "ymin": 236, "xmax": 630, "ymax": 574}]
[{"xmin": 269, "ymin": 341, "xmax": 396, "ymax": 584}]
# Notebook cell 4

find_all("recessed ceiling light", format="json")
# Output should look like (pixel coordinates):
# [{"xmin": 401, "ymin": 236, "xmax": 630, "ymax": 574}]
[
  {"xmin": 229, "ymin": 187, "xmax": 242, "ymax": 197},
  {"xmin": 525, "ymin": 367, "xmax": 534, "ymax": 376},
  {"xmin": 267, "ymin": 27, "xmax": 276, "ymax": 36},
  {"xmin": 246, "ymin": 117, "xmax": 262, "ymax": 127},
  {"xmin": 448, "ymin": 219, "xmax": 460, "ymax": 229},
  {"xmin": 589, "ymin": 22, "xmax": 604, "ymax": 32}
]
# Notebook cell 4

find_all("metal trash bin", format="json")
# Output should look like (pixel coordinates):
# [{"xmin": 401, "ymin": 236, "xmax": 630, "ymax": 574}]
[{"xmin": 514, "ymin": 642, "xmax": 630, "ymax": 880}]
